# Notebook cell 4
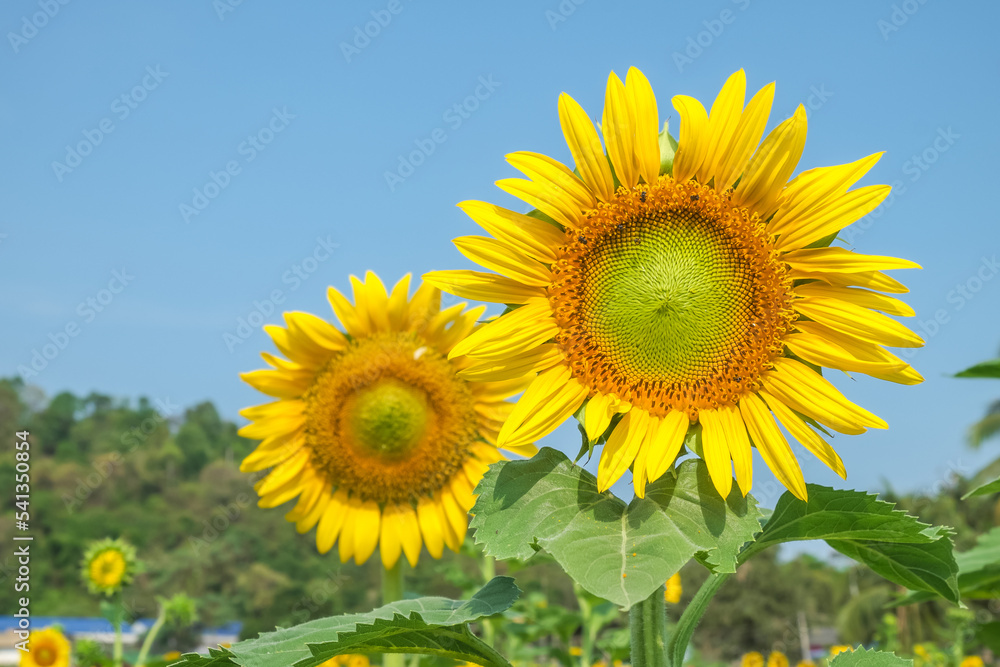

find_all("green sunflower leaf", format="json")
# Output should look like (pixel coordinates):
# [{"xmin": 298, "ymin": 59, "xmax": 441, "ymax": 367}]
[
  {"xmin": 471, "ymin": 447, "xmax": 763, "ymax": 609},
  {"xmin": 954, "ymin": 526, "xmax": 1000, "ymax": 599},
  {"xmin": 742, "ymin": 486, "xmax": 960, "ymax": 603},
  {"xmin": 962, "ymin": 474, "xmax": 1000, "ymax": 499},
  {"xmin": 955, "ymin": 358, "xmax": 1000, "ymax": 378},
  {"xmin": 171, "ymin": 577, "xmax": 518, "ymax": 667},
  {"xmin": 829, "ymin": 647, "xmax": 913, "ymax": 666}
]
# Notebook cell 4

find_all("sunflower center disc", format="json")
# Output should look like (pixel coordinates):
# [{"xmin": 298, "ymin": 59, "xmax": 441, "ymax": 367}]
[
  {"xmin": 549, "ymin": 177, "xmax": 794, "ymax": 419},
  {"xmin": 36, "ymin": 648, "xmax": 55, "ymax": 667},
  {"xmin": 582, "ymin": 210, "xmax": 752, "ymax": 380},
  {"xmin": 348, "ymin": 379, "xmax": 429, "ymax": 457},
  {"xmin": 304, "ymin": 334, "xmax": 479, "ymax": 504}
]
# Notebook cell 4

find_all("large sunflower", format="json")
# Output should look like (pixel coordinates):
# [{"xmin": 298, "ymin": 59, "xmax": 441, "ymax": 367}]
[
  {"xmin": 425, "ymin": 68, "xmax": 922, "ymax": 500},
  {"xmin": 20, "ymin": 628, "xmax": 70, "ymax": 667},
  {"xmin": 240, "ymin": 272, "xmax": 533, "ymax": 567}
]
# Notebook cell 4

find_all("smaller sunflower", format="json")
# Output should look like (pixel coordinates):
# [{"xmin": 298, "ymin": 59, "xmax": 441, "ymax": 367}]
[
  {"xmin": 20, "ymin": 628, "xmax": 70, "ymax": 667},
  {"xmin": 767, "ymin": 652, "xmax": 789, "ymax": 667},
  {"xmin": 741, "ymin": 652, "xmax": 765, "ymax": 667},
  {"xmin": 81, "ymin": 537, "xmax": 138, "ymax": 596}
]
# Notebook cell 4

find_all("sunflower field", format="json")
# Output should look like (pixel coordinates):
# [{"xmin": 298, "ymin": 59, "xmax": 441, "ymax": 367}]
[{"xmin": 3, "ymin": 3, "xmax": 999, "ymax": 667}]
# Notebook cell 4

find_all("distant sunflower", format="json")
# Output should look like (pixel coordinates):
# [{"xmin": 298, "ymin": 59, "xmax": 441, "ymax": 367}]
[
  {"xmin": 20, "ymin": 628, "xmax": 70, "ymax": 667},
  {"xmin": 741, "ymin": 652, "xmax": 765, "ymax": 667},
  {"xmin": 425, "ymin": 68, "xmax": 922, "ymax": 500},
  {"xmin": 240, "ymin": 273, "xmax": 533, "ymax": 567},
  {"xmin": 81, "ymin": 538, "xmax": 137, "ymax": 596}
]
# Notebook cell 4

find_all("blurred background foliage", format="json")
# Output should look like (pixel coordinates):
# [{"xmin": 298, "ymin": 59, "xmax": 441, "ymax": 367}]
[{"xmin": 1, "ymin": 376, "xmax": 997, "ymax": 663}]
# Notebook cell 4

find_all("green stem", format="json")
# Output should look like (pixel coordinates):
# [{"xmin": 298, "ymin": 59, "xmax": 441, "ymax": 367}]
[
  {"xmin": 629, "ymin": 585, "xmax": 668, "ymax": 667},
  {"xmin": 135, "ymin": 606, "xmax": 167, "ymax": 667},
  {"xmin": 113, "ymin": 592, "xmax": 123, "ymax": 667},
  {"xmin": 666, "ymin": 573, "xmax": 731, "ymax": 667},
  {"xmin": 573, "ymin": 583, "xmax": 595, "ymax": 667},
  {"xmin": 382, "ymin": 562, "xmax": 405, "ymax": 667},
  {"xmin": 480, "ymin": 555, "xmax": 497, "ymax": 647}
]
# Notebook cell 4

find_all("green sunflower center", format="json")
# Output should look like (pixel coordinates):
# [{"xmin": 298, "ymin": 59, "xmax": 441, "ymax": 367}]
[
  {"xmin": 304, "ymin": 333, "xmax": 480, "ymax": 503},
  {"xmin": 549, "ymin": 177, "xmax": 795, "ymax": 419},
  {"xmin": 347, "ymin": 379, "xmax": 429, "ymax": 456},
  {"xmin": 581, "ymin": 208, "xmax": 753, "ymax": 381}
]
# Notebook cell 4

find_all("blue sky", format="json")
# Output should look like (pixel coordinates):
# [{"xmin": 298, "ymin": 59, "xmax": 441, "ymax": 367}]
[{"xmin": 3, "ymin": 0, "xmax": 999, "ymax": 503}]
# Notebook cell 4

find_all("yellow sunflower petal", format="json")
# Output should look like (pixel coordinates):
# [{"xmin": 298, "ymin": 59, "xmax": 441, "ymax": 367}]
[
  {"xmin": 720, "ymin": 406, "xmax": 753, "ymax": 497},
  {"xmin": 699, "ymin": 69, "xmax": 746, "ymax": 184},
  {"xmin": 794, "ymin": 283, "xmax": 915, "ymax": 317},
  {"xmin": 453, "ymin": 236, "xmax": 553, "ymax": 287},
  {"xmin": 792, "ymin": 321, "xmax": 923, "ymax": 385},
  {"xmin": 379, "ymin": 503, "xmax": 405, "ymax": 569},
  {"xmin": 769, "ymin": 152, "xmax": 883, "ymax": 234},
  {"xmin": 739, "ymin": 394, "xmax": 807, "ymax": 501},
  {"xmin": 584, "ymin": 393, "xmax": 618, "ymax": 441},
  {"xmin": 387, "ymin": 274, "xmax": 412, "ymax": 330},
  {"xmin": 783, "ymin": 247, "xmax": 921, "ymax": 273},
  {"xmin": 626, "ymin": 67, "xmax": 660, "ymax": 184},
  {"xmin": 793, "ymin": 296, "xmax": 923, "ymax": 348},
  {"xmin": 438, "ymin": 488, "xmax": 467, "ymax": 551},
  {"xmin": 698, "ymin": 409, "xmax": 734, "ymax": 498},
  {"xmin": 423, "ymin": 269, "xmax": 546, "ymax": 304},
  {"xmin": 496, "ymin": 177, "xmax": 584, "ymax": 230},
  {"xmin": 645, "ymin": 410, "xmax": 690, "ymax": 484},
  {"xmin": 602, "ymin": 71, "xmax": 639, "ymax": 189},
  {"xmin": 783, "ymin": 332, "xmax": 909, "ymax": 379},
  {"xmin": 762, "ymin": 391, "xmax": 847, "ymax": 479},
  {"xmin": 670, "ymin": 94, "xmax": 709, "ymax": 183},
  {"xmin": 338, "ymin": 499, "xmax": 358, "ymax": 563},
  {"xmin": 715, "ymin": 81, "xmax": 775, "ymax": 191},
  {"xmin": 361, "ymin": 271, "xmax": 392, "ymax": 333},
  {"xmin": 255, "ymin": 447, "xmax": 311, "ymax": 496},
  {"xmin": 417, "ymin": 495, "xmax": 445, "ymax": 559},
  {"xmin": 733, "ymin": 105, "xmax": 808, "ymax": 215},
  {"xmin": 497, "ymin": 366, "xmax": 588, "ymax": 449},
  {"xmin": 449, "ymin": 299, "xmax": 556, "ymax": 360},
  {"xmin": 558, "ymin": 92, "xmax": 614, "ymax": 201},
  {"xmin": 316, "ymin": 489, "xmax": 349, "ymax": 554},
  {"xmin": 327, "ymin": 286, "xmax": 368, "ymax": 338},
  {"xmin": 459, "ymin": 199, "xmax": 565, "ymax": 263},
  {"xmin": 764, "ymin": 358, "xmax": 887, "ymax": 434},
  {"xmin": 458, "ymin": 344, "xmax": 564, "ymax": 382},
  {"xmin": 597, "ymin": 409, "xmax": 650, "ymax": 492},
  {"xmin": 504, "ymin": 153, "xmax": 597, "ymax": 212},
  {"xmin": 240, "ymin": 369, "xmax": 311, "ymax": 399},
  {"xmin": 788, "ymin": 269, "xmax": 910, "ymax": 294}
]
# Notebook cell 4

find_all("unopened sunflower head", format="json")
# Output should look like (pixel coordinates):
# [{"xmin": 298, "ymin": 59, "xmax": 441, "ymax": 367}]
[
  {"xmin": 425, "ymin": 68, "xmax": 923, "ymax": 501},
  {"xmin": 239, "ymin": 272, "xmax": 534, "ymax": 568},
  {"xmin": 81, "ymin": 537, "xmax": 138, "ymax": 596},
  {"xmin": 19, "ymin": 628, "xmax": 70, "ymax": 667}
]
